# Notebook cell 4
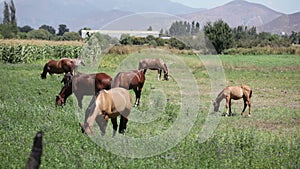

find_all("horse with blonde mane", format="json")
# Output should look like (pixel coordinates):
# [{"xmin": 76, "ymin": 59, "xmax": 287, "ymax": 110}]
[
  {"xmin": 138, "ymin": 58, "xmax": 169, "ymax": 81},
  {"xmin": 213, "ymin": 84, "xmax": 252, "ymax": 117},
  {"xmin": 41, "ymin": 58, "xmax": 75, "ymax": 79},
  {"xmin": 80, "ymin": 87, "xmax": 132, "ymax": 136}
]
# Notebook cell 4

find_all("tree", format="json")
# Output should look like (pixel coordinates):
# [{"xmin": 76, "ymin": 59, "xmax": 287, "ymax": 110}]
[
  {"xmin": 147, "ymin": 26, "xmax": 152, "ymax": 31},
  {"xmin": 27, "ymin": 29, "xmax": 53, "ymax": 40},
  {"xmin": 57, "ymin": 24, "xmax": 69, "ymax": 36},
  {"xmin": 3, "ymin": 1, "xmax": 10, "ymax": 24},
  {"xmin": 9, "ymin": 0, "xmax": 16, "ymax": 27},
  {"xmin": 203, "ymin": 20, "xmax": 233, "ymax": 54},
  {"xmin": 39, "ymin": 25, "xmax": 56, "ymax": 35},
  {"xmin": 19, "ymin": 25, "xmax": 34, "ymax": 33},
  {"xmin": 120, "ymin": 34, "xmax": 132, "ymax": 45},
  {"xmin": 62, "ymin": 32, "xmax": 82, "ymax": 41}
]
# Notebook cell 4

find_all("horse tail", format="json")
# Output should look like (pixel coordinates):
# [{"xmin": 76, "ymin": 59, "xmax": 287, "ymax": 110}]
[{"xmin": 41, "ymin": 63, "xmax": 48, "ymax": 79}]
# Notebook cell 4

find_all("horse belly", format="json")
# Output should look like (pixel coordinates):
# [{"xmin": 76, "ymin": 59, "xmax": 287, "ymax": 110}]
[{"xmin": 230, "ymin": 88, "xmax": 243, "ymax": 99}]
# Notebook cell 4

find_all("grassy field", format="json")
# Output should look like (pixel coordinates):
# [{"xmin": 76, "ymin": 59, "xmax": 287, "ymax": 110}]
[{"xmin": 0, "ymin": 52, "xmax": 299, "ymax": 168}]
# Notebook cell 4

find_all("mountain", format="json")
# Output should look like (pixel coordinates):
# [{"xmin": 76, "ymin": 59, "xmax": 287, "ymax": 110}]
[
  {"xmin": 11, "ymin": 0, "xmax": 204, "ymax": 31},
  {"xmin": 181, "ymin": 0, "xmax": 282, "ymax": 28},
  {"xmin": 258, "ymin": 12, "xmax": 300, "ymax": 34}
]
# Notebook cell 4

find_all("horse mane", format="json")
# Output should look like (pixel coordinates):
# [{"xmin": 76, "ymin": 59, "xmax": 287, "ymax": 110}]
[
  {"xmin": 215, "ymin": 88, "xmax": 225, "ymax": 103},
  {"xmin": 163, "ymin": 63, "xmax": 168, "ymax": 73}
]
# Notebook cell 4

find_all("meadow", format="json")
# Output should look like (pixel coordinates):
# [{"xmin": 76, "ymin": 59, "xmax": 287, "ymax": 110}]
[{"xmin": 0, "ymin": 50, "xmax": 299, "ymax": 168}]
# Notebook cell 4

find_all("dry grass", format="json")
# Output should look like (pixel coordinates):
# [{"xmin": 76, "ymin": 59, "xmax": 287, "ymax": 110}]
[{"xmin": 0, "ymin": 39, "xmax": 84, "ymax": 46}]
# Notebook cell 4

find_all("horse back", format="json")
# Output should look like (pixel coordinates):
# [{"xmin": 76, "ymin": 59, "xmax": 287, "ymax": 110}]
[{"xmin": 95, "ymin": 73, "xmax": 112, "ymax": 88}]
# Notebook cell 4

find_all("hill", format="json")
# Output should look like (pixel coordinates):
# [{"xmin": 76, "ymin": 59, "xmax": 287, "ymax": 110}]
[
  {"xmin": 182, "ymin": 0, "xmax": 282, "ymax": 28},
  {"xmin": 12, "ymin": 0, "xmax": 203, "ymax": 31},
  {"xmin": 258, "ymin": 12, "xmax": 300, "ymax": 34}
]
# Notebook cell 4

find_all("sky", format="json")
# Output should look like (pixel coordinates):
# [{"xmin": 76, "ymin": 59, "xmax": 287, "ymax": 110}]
[{"xmin": 170, "ymin": 0, "xmax": 300, "ymax": 14}]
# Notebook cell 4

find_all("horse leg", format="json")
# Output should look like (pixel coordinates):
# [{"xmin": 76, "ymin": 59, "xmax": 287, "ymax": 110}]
[
  {"xmin": 225, "ymin": 97, "xmax": 230, "ymax": 116},
  {"xmin": 241, "ymin": 97, "xmax": 247, "ymax": 116},
  {"xmin": 229, "ymin": 99, "xmax": 232, "ymax": 116},
  {"xmin": 95, "ymin": 115, "xmax": 107, "ymax": 136},
  {"xmin": 119, "ymin": 115, "xmax": 128, "ymax": 134},
  {"xmin": 247, "ymin": 98, "xmax": 251, "ymax": 117},
  {"xmin": 143, "ymin": 69, "xmax": 147, "ymax": 75},
  {"xmin": 158, "ymin": 70, "xmax": 162, "ymax": 80},
  {"xmin": 111, "ymin": 117, "xmax": 118, "ymax": 137},
  {"xmin": 119, "ymin": 107, "xmax": 130, "ymax": 134},
  {"xmin": 133, "ymin": 88, "xmax": 140, "ymax": 107},
  {"xmin": 76, "ymin": 95, "xmax": 83, "ymax": 109}
]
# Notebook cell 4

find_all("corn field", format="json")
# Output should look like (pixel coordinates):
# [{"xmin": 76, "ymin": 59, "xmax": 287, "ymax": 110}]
[{"xmin": 0, "ymin": 42, "xmax": 82, "ymax": 63}]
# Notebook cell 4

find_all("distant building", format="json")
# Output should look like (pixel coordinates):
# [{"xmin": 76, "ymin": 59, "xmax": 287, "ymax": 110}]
[{"xmin": 81, "ymin": 30, "xmax": 160, "ymax": 39}]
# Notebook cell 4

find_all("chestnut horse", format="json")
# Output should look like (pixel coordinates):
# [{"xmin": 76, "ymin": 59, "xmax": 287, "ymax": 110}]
[
  {"xmin": 213, "ymin": 84, "xmax": 252, "ymax": 117},
  {"xmin": 56, "ymin": 72, "xmax": 112, "ymax": 108},
  {"xmin": 80, "ymin": 87, "xmax": 132, "ymax": 136},
  {"xmin": 138, "ymin": 58, "xmax": 169, "ymax": 81},
  {"xmin": 112, "ymin": 70, "xmax": 145, "ymax": 107},
  {"xmin": 41, "ymin": 58, "xmax": 75, "ymax": 79}
]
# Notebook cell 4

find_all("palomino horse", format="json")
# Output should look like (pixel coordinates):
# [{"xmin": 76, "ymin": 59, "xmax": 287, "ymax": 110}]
[
  {"xmin": 112, "ymin": 69, "xmax": 145, "ymax": 107},
  {"xmin": 80, "ymin": 87, "xmax": 132, "ymax": 136},
  {"xmin": 41, "ymin": 58, "xmax": 75, "ymax": 79},
  {"xmin": 213, "ymin": 84, "xmax": 252, "ymax": 117},
  {"xmin": 26, "ymin": 131, "xmax": 43, "ymax": 169},
  {"xmin": 56, "ymin": 72, "xmax": 112, "ymax": 108},
  {"xmin": 138, "ymin": 58, "xmax": 169, "ymax": 81}
]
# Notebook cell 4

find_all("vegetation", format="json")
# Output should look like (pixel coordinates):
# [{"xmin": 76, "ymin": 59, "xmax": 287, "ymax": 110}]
[{"xmin": 0, "ymin": 52, "xmax": 299, "ymax": 168}]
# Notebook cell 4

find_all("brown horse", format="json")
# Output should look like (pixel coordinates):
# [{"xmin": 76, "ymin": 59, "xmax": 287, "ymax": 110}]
[
  {"xmin": 213, "ymin": 84, "xmax": 252, "ymax": 117},
  {"xmin": 26, "ymin": 131, "xmax": 43, "ymax": 169},
  {"xmin": 138, "ymin": 58, "xmax": 169, "ymax": 81},
  {"xmin": 112, "ymin": 69, "xmax": 145, "ymax": 107},
  {"xmin": 56, "ymin": 72, "xmax": 112, "ymax": 108},
  {"xmin": 80, "ymin": 87, "xmax": 132, "ymax": 136},
  {"xmin": 41, "ymin": 58, "xmax": 75, "ymax": 79}
]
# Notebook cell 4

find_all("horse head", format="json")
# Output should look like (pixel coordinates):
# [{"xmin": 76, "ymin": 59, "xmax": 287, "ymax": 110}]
[
  {"xmin": 164, "ymin": 72, "xmax": 169, "ymax": 81},
  {"xmin": 213, "ymin": 100, "xmax": 220, "ymax": 112},
  {"xmin": 61, "ymin": 72, "xmax": 73, "ymax": 85},
  {"xmin": 56, "ymin": 95, "xmax": 65, "ymax": 106},
  {"xmin": 80, "ymin": 59, "xmax": 86, "ymax": 66}
]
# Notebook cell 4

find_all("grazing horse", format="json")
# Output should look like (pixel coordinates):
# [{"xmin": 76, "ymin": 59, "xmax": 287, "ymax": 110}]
[
  {"xmin": 138, "ymin": 58, "xmax": 169, "ymax": 81},
  {"xmin": 213, "ymin": 84, "xmax": 252, "ymax": 117},
  {"xmin": 71, "ymin": 58, "xmax": 85, "ymax": 73},
  {"xmin": 112, "ymin": 70, "xmax": 145, "ymax": 107},
  {"xmin": 80, "ymin": 87, "xmax": 132, "ymax": 136},
  {"xmin": 56, "ymin": 72, "xmax": 112, "ymax": 108},
  {"xmin": 41, "ymin": 58, "xmax": 75, "ymax": 79},
  {"xmin": 26, "ymin": 131, "xmax": 43, "ymax": 169}
]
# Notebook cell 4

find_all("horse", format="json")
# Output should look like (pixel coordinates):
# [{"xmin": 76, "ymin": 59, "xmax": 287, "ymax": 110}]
[
  {"xmin": 41, "ymin": 58, "xmax": 75, "ymax": 79},
  {"xmin": 26, "ymin": 131, "xmax": 43, "ymax": 169},
  {"xmin": 138, "ymin": 58, "xmax": 169, "ymax": 81},
  {"xmin": 80, "ymin": 87, "xmax": 132, "ymax": 136},
  {"xmin": 213, "ymin": 84, "xmax": 252, "ymax": 117},
  {"xmin": 71, "ymin": 58, "xmax": 85, "ymax": 73},
  {"xmin": 112, "ymin": 69, "xmax": 145, "ymax": 107},
  {"xmin": 56, "ymin": 72, "xmax": 112, "ymax": 109}
]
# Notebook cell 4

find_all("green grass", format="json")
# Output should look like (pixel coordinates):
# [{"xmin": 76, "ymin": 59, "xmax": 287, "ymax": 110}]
[{"xmin": 0, "ymin": 54, "xmax": 299, "ymax": 168}]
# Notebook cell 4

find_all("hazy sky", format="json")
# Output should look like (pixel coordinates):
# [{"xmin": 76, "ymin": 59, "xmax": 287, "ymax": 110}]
[{"xmin": 170, "ymin": 0, "xmax": 299, "ymax": 14}]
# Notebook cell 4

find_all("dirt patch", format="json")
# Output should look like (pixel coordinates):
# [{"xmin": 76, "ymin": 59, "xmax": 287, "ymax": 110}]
[{"xmin": 253, "ymin": 119, "xmax": 300, "ymax": 132}]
